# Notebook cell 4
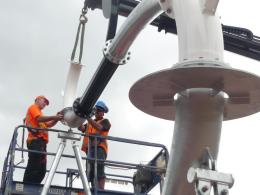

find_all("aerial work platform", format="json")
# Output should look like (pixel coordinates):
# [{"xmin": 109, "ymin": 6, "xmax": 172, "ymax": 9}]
[
  {"xmin": 3, "ymin": 181, "xmax": 135, "ymax": 195},
  {"xmin": 1, "ymin": 126, "xmax": 168, "ymax": 195}
]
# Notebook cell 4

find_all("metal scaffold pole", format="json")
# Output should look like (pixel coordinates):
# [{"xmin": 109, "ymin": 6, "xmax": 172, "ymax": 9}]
[
  {"xmin": 72, "ymin": 141, "xmax": 92, "ymax": 195},
  {"xmin": 41, "ymin": 130, "xmax": 92, "ymax": 195},
  {"xmin": 41, "ymin": 139, "xmax": 66, "ymax": 195}
]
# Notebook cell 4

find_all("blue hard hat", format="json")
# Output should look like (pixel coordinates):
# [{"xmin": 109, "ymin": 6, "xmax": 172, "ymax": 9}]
[{"xmin": 95, "ymin": 100, "xmax": 109, "ymax": 113}]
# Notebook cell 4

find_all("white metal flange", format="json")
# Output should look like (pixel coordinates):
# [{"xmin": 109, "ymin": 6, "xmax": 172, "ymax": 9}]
[
  {"xmin": 129, "ymin": 61, "xmax": 260, "ymax": 121},
  {"xmin": 158, "ymin": 0, "xmax": 175, "ymax": 19},
  {"xmin": 103, "ymin": 39, "xmax": 131, "ymax": 65},
  {"xmin": 61, "ymin": 107, "xmax": 86, "ymax": 128}
]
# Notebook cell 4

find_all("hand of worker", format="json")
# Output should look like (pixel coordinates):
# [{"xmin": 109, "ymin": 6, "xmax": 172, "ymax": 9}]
[
  {"xmin": 55, "ymin": 113, "xmax": 64, "ymax": 121},
  {"xmin": 57, "ymin": 109, "xmax": 65, "ymax": 115},
  {"xmin": 88, "ymin": 107, "xmax": 96, "ymax": 118},
  {"xmin": 78, "ymin": 124, "xmax": 86, "ymax": 132}
]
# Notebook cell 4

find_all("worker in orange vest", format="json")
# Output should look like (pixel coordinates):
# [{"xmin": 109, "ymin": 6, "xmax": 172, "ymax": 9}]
[
  {"xmin": 78, "ymin": 100, "xmax": 111, "ymax": 189},
  {"xmin": 23, "ymin": 96, "xmax": 63, "ymax": 184}
]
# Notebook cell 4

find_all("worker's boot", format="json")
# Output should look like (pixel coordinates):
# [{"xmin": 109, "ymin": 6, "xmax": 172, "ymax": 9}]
[{"xmin": 98, "ymin": 178, "xmax": 105, "ymax": 189}]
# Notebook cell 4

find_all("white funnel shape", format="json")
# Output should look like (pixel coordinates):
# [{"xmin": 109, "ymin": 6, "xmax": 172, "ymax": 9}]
[
  {"xmin": 62, "ymin": 62, "xmax": 86, "ymax": 128},
  {"xmin": 63, "ymin": 62, "xmax": 83, "ymax": 107}
]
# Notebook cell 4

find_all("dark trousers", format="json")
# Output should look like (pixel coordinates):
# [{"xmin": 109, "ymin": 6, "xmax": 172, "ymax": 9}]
[
  {"xmin": 87, "ymin": 147, "xmax": 107, "ymax": 185},
  {"xmin": 23, "ymin": 138, "xmax": 47, "ymax": 184}
]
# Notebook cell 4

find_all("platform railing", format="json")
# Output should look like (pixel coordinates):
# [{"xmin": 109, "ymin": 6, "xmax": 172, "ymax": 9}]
[{"xmin": 1, "ymin": 125, "xmax": 168, "ymax": 194}]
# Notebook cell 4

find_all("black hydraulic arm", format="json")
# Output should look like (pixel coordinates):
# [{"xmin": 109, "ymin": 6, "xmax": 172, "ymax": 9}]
[{"xmin": 74, "ymin": 58, "xmax": 119, "ymax": 118}]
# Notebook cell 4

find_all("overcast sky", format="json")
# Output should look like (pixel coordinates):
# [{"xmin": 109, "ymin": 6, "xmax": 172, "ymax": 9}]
[{"xmin": 1, "ymin": 0, "xmax": 260, "ymax": 194}]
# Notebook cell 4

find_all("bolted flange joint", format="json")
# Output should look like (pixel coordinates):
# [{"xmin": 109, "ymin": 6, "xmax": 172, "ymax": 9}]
[
  {"xmin": 103, "ymin": 39, "xmax": 131, "ymax": 65},
  {"xmin": 73, "ymin": 97, "xmax": 89, "ymax": 119}
]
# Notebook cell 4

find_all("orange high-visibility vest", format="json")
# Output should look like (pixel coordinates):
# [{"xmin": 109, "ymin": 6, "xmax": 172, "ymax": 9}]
[
  {"xmin": 81, "ymin": 119, "xmax": 109, "ymax": 154},
  {"xmin": 26, "ymin": 104, "xmax": 49, "ymax": 143}
]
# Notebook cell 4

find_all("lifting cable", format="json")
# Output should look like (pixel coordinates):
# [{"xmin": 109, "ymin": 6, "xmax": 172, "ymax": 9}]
[
  {"xmin": 63, "ymin": 3, "xmax": 89, "ymax": 107},
  {"xmin": 70, "ymin": 5, "xmax": 88, "ymax": 64}
]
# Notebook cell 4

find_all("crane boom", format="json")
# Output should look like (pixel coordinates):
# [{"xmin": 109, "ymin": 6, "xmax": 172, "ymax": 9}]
[{"xmin": 86, "ymin": 0, "xmax": 260, "ymax": 61}]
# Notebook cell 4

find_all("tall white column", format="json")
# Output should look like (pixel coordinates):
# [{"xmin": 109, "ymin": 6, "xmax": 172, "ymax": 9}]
[{"xmin": 163, "ymin": 88, "xmax": 224, "ymax": 194}]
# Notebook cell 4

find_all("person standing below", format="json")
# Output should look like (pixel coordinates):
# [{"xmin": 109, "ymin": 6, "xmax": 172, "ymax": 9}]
[
  {"xmin": 23, "ymin": 96, "xmax": 63, "ymax": 184},
  {"xmin": 78, "ymin": 100, "xmax": 111, "ymax": 189}
]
